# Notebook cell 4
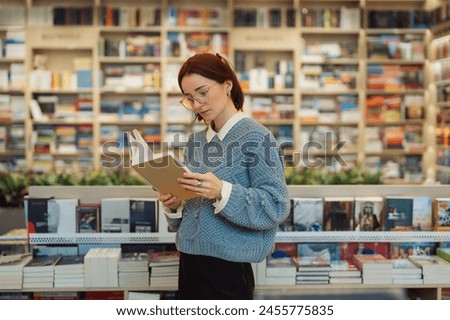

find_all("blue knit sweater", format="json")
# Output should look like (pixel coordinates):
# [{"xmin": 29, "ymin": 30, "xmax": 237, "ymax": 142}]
[{"xmin": 167, "ymin": 117, "xmax": 290, "ymax": 263}]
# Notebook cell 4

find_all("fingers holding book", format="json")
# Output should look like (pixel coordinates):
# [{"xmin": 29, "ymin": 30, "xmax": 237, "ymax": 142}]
[
  {"xmin": 158, "ymin": 192, "xmax": 182, "ymax": 211},
  {"xmin": 179, "ymin": 172, "xmax": 223, "ymax": 200}
]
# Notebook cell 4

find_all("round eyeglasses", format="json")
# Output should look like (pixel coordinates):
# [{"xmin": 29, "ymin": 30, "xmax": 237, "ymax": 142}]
[{"xmin": 179, "ymin": 83, "xmax": 220, "ymax": 110}]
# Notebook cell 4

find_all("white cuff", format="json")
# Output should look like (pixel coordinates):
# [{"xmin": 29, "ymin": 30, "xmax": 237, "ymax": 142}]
[
  {"xmin": 213, "ymin": 180, "xmax": 232, "ymax": 214},
  {"xmin": 164, "ymin": 204, "xmax": 183, "ymax": 219}
]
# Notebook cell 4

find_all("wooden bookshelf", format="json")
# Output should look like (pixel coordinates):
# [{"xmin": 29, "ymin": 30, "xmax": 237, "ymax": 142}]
[{"xmin": 0, "ymin": 0, "xmax": 448, "ymax": 180}]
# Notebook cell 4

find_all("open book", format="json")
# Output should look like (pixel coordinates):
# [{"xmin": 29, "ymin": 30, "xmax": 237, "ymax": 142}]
[{"xmin": 128, "ymin": 129, "xmax": 197, "ymax": 201}]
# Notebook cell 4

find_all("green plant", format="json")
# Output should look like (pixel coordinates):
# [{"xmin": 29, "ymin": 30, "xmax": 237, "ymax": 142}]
[
  {"xmin": 285, "ymin": 166, "xmax": 382, "ymax": 185},
  {"xmin": 115, "ymin": 170, "xmax": 147, "ymax": 185},
  {"xmin": 0, "ymin": 171, "xmax": 29, "ymax": 206},
  {"xmin": 77, "ymin": 170, "xmax": 115, "ymax": 185},
  {"xmin": 30, "ymin": 171, "xmax": 79, "ymax": 186}
]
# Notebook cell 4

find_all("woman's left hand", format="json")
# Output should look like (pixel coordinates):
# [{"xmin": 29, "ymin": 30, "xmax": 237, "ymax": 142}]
[{"xmin": 178, "ymin": 172, "xmax": 223, "ymax": 200}]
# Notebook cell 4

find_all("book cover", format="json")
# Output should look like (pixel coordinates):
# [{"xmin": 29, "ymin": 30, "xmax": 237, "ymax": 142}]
[
  {"xmin": 272, "ymin": 243, "xmax": 297, "ymax": 258},
  {"xmin": 101, "ymin": 198, "xmax": 130, "ymax": 233},
  {"xmin": 24, "ymin": 254, "xmax": 63, "ymax": 273},
  {"xmin": 323, "ymin": 197, "xmax": 354, "ymax": 231},
  {"xmin": 352, "ymin": 253, "xmax": 392, "ymax": 271},
  {"xmin": 128, "ymin": 129, "xmax": 197, "ymax": 201},
  {"xmin": 291, "ymin": 197, "xmax": 324, "ymax": 231},
  {"xmin": 119, "ymin": 252, "xmax": 149, "ymax": 271},
  {"xmin": 383, "ymin": 196, "xmax": 414, "ymax": 231},
  {"xmin": 412, "ymin": 197, "xmax": 433, "ymax": 231},
  {"xmin": 148, "ymin": 250, "xmax": 180, "ymax": 267},
  {"xmin": 408, "ymin": 255, "xmax": 450, "ymax": 274},
  {"xmin": 354, "ymin": 196, "xmax": 383, "ymax": 231},
  {"xmin": 0, "ymin": 254, "xmax": 33, "ymax": 272},
  {"xmin": 392, "ymin": 259, "xmax": 422, "ymax": 276},
  {"xmin": 340, "ymin": 242, "xmax": 390, "ymax": 262},
  {"xmin": 266, "ymin": 257, "xmax": 296, "ymax": 277},
  {"xmin": 48, "ymin": 198, "xmax": 79, "ymax": 233},
  {"xmin": 76, "ymin": 204, "xmax": 101, "ymax": 233},
  {"xmin": 433, "ymin": 198, "xmax": 450, "ymax": 231},
  {"xmin": 390, "ymin": 242, "xmax": 437, "ymax": 259},
  {"xmin": 54, "ymin": 255, "xmax": 85, "ymax": 270},
  {"xmin": 296, "ymin": 242, "xmax": 340, "ymax": 268},
  {"xmin": 25, "ymin": 197, "xmax": 53, "ymax": 234},
  {"xmin": 129, "ymin": 198, "xmax": 159, "ymax": 233}
]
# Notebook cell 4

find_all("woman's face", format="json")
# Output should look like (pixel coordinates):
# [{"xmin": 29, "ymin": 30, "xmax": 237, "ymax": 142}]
[{"xmin": 180, "ymin": 73, "xmax": 232, "ymax": 127}]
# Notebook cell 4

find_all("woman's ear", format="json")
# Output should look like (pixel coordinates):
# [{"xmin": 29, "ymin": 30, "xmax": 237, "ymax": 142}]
[{"xmin": 225, "ymin": 80, "xmax": 233, "ymax": 94}]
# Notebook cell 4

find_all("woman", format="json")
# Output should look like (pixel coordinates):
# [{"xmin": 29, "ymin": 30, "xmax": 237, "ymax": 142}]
[{"xmin": 158, "ymin": 53, "xmax": 289, "ymax": 300}]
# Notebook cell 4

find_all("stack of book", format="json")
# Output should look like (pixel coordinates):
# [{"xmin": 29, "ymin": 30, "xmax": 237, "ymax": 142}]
[
  {"xmin": 148, "ymin": 251, "xmax": 179, "ymax": 288},
  {"xmin": 391, "ymin": 259, "xmax": 423, "ymax": 284},
  {"xmin": 293, "ymin": 256, "xmax": 331, "ymax": 285},
  {"xmin": 127, "ymin": 291, "xmax": 161, "ymax": 300},
  {"xmin": 54, "ymin": 255, "xmax": 85, "ymax": 288},
  {"xmin": 23, "ymin": 254, "xmax": 63, "ymax": 289},
  {"xmin": 329, "ymin": 260, "xmax": 362, "ymax": 284},
  {"xmin": 118, "ymin": 252, "xmax": 150, "ymax": 287},
  {"xmin": 265, "ymin": 257, "xmax": 296, "ymax": 285},
  {"xmin": 408, "ymin": 254, "xmax": 450, "ymax": 284},
  {"xmin": 0, "ymin": 253, "xmax": 33, "ymax": 290},
  {"xmin": 84, "ymin": 248, "xmax": 122, "ymax": 287},
  {"xmin": 352, "ymin": 254, "xmax": 392, "ymax": 284}
]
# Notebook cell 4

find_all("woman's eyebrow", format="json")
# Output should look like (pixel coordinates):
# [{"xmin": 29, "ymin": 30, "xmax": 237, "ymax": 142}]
[{"xmin": 184, "ymin": 84, "xmax": 208, "ymax": 96}]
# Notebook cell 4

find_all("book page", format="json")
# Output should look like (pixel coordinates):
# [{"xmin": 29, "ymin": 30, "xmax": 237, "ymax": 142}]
[{"xmin": 128, "ymin": 129, "xmax": 197, "ymax": 201}]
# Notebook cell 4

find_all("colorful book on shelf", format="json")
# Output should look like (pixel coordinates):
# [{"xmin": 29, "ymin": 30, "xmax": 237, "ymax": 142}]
[
  {"xmin": 266, "ymin": 257, "xmax": 297, "ymax": 278},
  {"xmin": 47, "ymin": 198, "xmax": 79, "ymax": 233},
  {"xmin": 383, "ymin": 196, "xmax": 414, "ymax": 231},
  {"xmin": 295, "ymin": 243, "xmax": 340, "ymax": 271},
  {"xmin": 433, "ymin": 198, "xmax": 450, "ymax": 231},
  {"xmin": 25, "ymin": 197, "xmax": 54, "ymax": 234},
  {"xmin": 272, "ymin": 242, "xmax": 297, "ymax": 258},
  {"xmin": 323, "ymin": 197, "xmax": 354, "ymax": 231},
  {"xmin": 129, "ymin": 198, "xmax": 159, "ymax": 233},
  {"xmin": 118, "ymin": 252, "xmax": 149, "ymax": 272},
  {"xmin": 412, "ymin": 197, "xmax": 433, "ymax": 231},
  {"xmin": 100, "ymin": 198, "xmax": 129, "ymax": 233},
  {"xmin": 329, "ymin": 261, "xmax": 361, "ymax": 278},
  {"xmin": 148, "ymin": 250, "xmax": 180, "ymax": 267},
  {"xmin": 340, "ymin": 242, "xmax": 390, "ymax": 262},
  {"xmin": 76, "ymin": 203, "xmax": 101, "ymax": 233},
  {"xmin": 291, "ymin": 197, "xmax": 324, "ymax": 232},
  {"xmin": 353, "ymin": 196, "xmax": 383, "ymax": 231},
  {"xmin": 128, "ymin": 129, "xmax": 197, "ymax": 201},
  {"xmin": 390, "ymin": 242, "xmax": 437, "ymax": 259},
  {"xmin": 352, "ymin": 253, "xmax": 392, "ymax": 273}
]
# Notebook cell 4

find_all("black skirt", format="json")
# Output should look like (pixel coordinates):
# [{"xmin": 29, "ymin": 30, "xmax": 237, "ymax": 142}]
[{"xmin": 177, "ymin": 252, "xmax": 255, "ymax": 300}]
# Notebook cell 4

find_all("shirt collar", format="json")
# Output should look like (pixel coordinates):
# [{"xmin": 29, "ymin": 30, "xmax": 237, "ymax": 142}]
[{"xmin": 206, "ymin": 112, "xmax": 246, "ymax": 142}]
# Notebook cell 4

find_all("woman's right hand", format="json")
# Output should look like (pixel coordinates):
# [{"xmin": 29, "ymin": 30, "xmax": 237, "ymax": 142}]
[{"xmin": 158, "ymin": 192, "xmax": 182, "ymax": 211}]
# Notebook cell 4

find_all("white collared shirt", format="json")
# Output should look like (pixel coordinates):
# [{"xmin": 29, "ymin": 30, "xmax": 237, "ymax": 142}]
[{"xmin": 165, "ymin": 112, "xmax": 247, "ymax": 219}]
